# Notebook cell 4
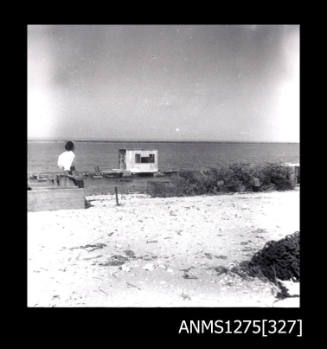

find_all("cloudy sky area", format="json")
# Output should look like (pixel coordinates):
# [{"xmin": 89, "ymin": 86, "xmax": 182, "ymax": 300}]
[{"xmin": 28, "ymin": 25, "xmax": 299, "ymax": 142}]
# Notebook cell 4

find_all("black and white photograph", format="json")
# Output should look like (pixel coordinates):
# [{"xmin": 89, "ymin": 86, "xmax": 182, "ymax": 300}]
[{"xmin": 27, "ymin": 24, "xmax": 300, "ymax": 308}]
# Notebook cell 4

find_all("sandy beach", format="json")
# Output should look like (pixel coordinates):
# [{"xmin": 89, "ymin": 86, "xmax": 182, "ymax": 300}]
[{"xmin": 28, "ymin": 189, "xmax": 299, "ymax": 307}]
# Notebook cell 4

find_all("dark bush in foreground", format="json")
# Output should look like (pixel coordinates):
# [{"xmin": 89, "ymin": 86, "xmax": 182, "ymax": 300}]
[
  {"xmin": 148, "ymin": 162, "xmax": 297, "ymax": 197},
  {"xmin": 238, "ymin": 231, "xmax": 300, "ymax": 282}
]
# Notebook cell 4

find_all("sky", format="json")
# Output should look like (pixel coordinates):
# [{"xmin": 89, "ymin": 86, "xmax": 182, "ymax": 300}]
[{"xmin": 28, "ymin": 25, "xmax": 299, "ymax": 142}]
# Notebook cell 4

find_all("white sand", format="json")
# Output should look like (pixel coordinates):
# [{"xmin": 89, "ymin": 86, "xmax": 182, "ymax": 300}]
[{"xmin": 28, "ymin": 189, "xmax": 299, "ymax": 307}]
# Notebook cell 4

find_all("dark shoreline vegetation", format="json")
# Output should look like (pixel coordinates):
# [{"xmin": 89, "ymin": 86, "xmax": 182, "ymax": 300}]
[{"xmin": 147, "ymin": 162, "xmax": 299, "ymax": 197}]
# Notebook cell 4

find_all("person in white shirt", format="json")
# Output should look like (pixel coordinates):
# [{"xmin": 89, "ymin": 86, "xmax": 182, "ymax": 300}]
[{"xmin": 57, "ymin": 141, "xmax": 76, "ymax": 174}]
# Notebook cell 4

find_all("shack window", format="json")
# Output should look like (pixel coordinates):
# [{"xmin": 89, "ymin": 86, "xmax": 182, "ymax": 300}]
[
  {"xmin": 135, "ymin": 154, "xmax": 141, "ymax": 163},
  {"xmin": 149, "ymin": 154, "xmax": 155, "ymax": 163},
  {"xmin": 140, "ymin": 154, "xmax": 155, "ymax": 163}
]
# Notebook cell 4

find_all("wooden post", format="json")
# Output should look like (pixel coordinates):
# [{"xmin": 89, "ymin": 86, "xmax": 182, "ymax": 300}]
[{"xmin": 115, "ymin": 186, "xmax": 120, "ymax": 206}]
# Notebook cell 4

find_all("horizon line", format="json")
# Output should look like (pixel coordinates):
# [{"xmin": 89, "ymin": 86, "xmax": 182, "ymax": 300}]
[{"xmin": 28, "ymin": 138, "xmax": 299, "ymax": 144}]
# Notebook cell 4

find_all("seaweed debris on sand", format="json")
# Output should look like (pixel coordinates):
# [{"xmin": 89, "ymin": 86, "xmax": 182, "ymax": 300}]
[
  {"xmin": 245, "ymin": 231, "xmax": 299, "ymax": 281},
  {"xmin": 233, "ymin": 231, "xmax": 300, "ymax": 299}
]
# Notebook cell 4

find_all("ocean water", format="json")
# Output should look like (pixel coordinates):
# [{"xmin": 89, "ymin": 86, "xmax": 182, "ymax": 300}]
[{"xmin": 28, "ymin": 141, "xmax": 299, "ymax": 174}]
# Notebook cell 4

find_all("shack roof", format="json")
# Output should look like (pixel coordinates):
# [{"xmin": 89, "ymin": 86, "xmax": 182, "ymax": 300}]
[{"xmin": 119, "ymin": 148, "xmax": 158, "ymax": 152}]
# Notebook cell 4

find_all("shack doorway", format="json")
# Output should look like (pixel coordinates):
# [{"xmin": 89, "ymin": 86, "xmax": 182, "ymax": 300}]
[{"xmin": 119, "ymin": 149, "xmax": 127, "ymax": 170}]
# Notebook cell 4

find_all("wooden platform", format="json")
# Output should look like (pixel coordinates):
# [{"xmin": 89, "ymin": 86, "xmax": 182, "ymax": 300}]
[
  {"xmin": 27, "ymin": 174, "xmax": 85, "ymax": 211},
  {"xmin": 28, "ymin": 186, "xmax": 86, "ymax": 212}
]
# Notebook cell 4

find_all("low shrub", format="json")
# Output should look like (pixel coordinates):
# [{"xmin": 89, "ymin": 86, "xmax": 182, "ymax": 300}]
[{"xmin": 264, "ymin": 163, "xmax": 296, "ymax": 190}]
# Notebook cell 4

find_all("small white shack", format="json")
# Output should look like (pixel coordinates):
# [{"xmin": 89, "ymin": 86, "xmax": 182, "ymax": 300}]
[{"xmin": 119, "ymin": 149, "xmax": 158, "ymax": 174}]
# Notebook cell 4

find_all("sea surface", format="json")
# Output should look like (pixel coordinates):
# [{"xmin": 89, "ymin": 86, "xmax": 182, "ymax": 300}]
[{"xmin": 28, "ymin": 141, "xmax": 299, "ymax": 174}]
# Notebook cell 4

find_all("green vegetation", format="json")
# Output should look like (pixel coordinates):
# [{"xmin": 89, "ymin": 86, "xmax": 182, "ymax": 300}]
[{"xmin": 147, "ymin": 162, "xmax": 297, "ymax": 197}]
